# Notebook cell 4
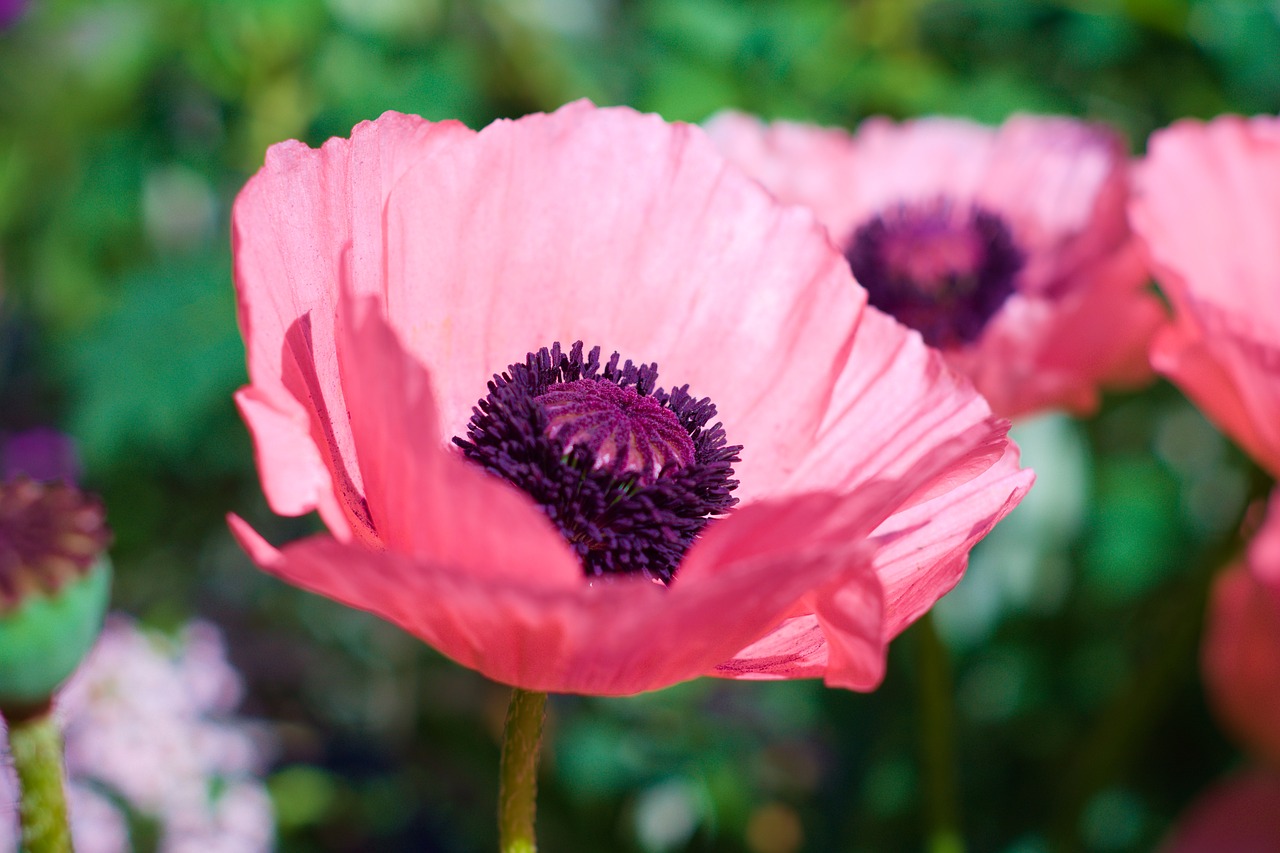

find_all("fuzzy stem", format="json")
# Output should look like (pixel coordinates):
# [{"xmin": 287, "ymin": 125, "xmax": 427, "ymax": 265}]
[
  {"xmin": 8, "ymin": 710, "xmax": 73, "ymax": 853},
  {"xmin": 498, "ymin": 688, "xmax": 547, "ymax": 853}
]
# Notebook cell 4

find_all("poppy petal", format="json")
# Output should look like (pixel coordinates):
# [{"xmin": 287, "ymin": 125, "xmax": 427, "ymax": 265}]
[{"xmin": 334, "ymin": 291, "xmax": 581, "ymax": 586}]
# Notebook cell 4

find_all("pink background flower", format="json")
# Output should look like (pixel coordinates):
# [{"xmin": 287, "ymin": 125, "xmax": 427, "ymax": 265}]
[
  {"xmin": 1130, "ymin": 114, "xmax": 1280, "ymax": 478},
  {"xmin": 1161, "ymin": 768, "xmax": 1280, "ymax": 853},
  {"xmin": 1201, "ymin": 493, "xmax": 1280, "ymax": 769},
  {"xmin": 704, "ymin": 111, "xmax": 1163, "ymax": 418},
  {"xmin": 1176, "ymin": 492, "xmax": 1280, "ymax": 851},
  {"xmin": 231, "ymin": 102, "xmax": 1032, "ymax": 696}
]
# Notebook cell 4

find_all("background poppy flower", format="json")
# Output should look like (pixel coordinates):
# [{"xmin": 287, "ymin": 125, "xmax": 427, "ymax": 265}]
[
  {"xmin": 1201, "ymin": 493, "xmax": 1280, "ymax": 769},
  {"xmin": 229, "ymin": 101, "xmax": 1032, "ymax": 696},
  {"xmin": 1167, "ymin": 493, "xmax": 1280, "ymax": 852},
  {"xmin": 705, "ymin": 112, "xmax": 1164, "ymax": 419},
  {"xmin": 1130, "ymin": 114, "xmax": 1280, "ymax": 478},
  {"xmin": 1160, "ymin": 768, "xmax": 1280, "ymax": 853}
]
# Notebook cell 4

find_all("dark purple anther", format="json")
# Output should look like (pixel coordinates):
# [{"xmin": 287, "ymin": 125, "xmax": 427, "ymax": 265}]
[
  {"xmin": 846, "ymin": 200, "xmax": 1024, "ymax": 349},
  {"xmin": 455, "ymin": 342, "xmax": 740, "ymax": 583}
]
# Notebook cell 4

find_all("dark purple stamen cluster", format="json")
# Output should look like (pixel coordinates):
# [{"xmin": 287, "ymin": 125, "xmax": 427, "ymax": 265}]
[
  {"xmin": 454, "ymin": 342, "xmax": 740, "ymax": 584},
  {"xmin": 846, "ymin": 200, "xmax": 1024, "ymax": 349},
  {"xmin": 0, "ymin": 477, "xmax": 111, "ymax": 611}
]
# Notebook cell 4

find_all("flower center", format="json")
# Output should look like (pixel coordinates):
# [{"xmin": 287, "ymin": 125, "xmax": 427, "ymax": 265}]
[
  {"xmin": 538, "ymin": 379, "xmax": 695, "ymax": 483},
  {"xmin": 454, "ymin": 342, "xmax": 740, "ymax": 584},
  {"xmin": 845, "ymin": 200, "xmax": 1024, "ymax": 349},
  {"xmin": 0, "ymin": 477, "xmax": 111, "ymax": 612}
]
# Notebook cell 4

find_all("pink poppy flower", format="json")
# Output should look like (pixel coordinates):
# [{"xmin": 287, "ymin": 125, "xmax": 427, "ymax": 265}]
[
  {"xmin": 1129, "ymin": 115, "xmax": 1280, "ymax": 477},
  {"xmin": 704, "ymin": 112, "xmax": 1164, "ymax": 419},
  {"xmin": 1161, "ymin": 768, "xmax": 1280, "ymax": 853},
  {"xmin": 228, "ymin": 101, "xmax": 1032, "ymax": 696},
  {"xmin": 1201, "ymin": 493, "xmax": 1280, "ymax": 768}
]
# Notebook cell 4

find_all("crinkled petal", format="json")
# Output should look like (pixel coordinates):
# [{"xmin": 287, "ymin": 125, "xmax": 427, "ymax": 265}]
[
  {"xmin": 235, "ymin": 457, "xmax": 989, "ymax": 694},
  {"xmin": 1132, "ymin": 115, "xmax": 1280, "ymax": 320},
  {"xmin": 702, "ymin": 308, "xmax": 1034, "ymax": 688},
  {"xmin": 813, "ymin": 576, "xmax": 888, "ymax": 690},
  {"xmin": 870, "ymin": 444, "xmax": 1032, "ymax": 639},
  {"xmin": 234, "ymin": 386, "xmax": 353, "ymax": 539},
  {"xmin": 234, "ymin": 111, "xmax": 471, "ymax": 522},
  {"xmin": 702, "ymin": 111, "xmax": 867, "ymax": 243},
  {"xmin": 714, "ymin": 573, "xmax": 888, "ymax": 691},
  {"xmin": 236, "ymin": 103, "xmax": 864, "ymax": 512},
  {"xmin": 780, "ymin": 306, "xmax": 1029, "ymax": 513},
  {"xmin": 1150, "ymin": 297, "xmax": 1280, "ymax": 478},
  {"xmin": 376, "ymin": 101, "xmax": 862, "ymax": 502},
  {"xmin": 1132, "ymin": 115, "xmax": 1280, "ymax": 475},
  {"xmin": 714, "ymin": 616, "xmax": 829, "ymax": 681},
  {"xmin": 334, "ymin": 292, "xmax": 581, "ymax": 586},
  {"xmin": 229, "ymin": 501, "xmax": 879, "ymax": 695},
  {"xmin": 712, "ymin": 395, "xmax": 1032, "ymax": 689}
]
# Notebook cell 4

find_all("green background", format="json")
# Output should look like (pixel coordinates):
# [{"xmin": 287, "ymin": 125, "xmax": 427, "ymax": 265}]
[{"xmin": 1, "ymin": 0, "xmax": 1277, "ymax": 850}]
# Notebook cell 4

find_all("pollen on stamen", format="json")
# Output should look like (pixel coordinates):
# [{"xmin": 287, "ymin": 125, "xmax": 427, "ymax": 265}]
[{"xmin": 846, "ymin": 199, "xmax": 1024, "ymax": 349}]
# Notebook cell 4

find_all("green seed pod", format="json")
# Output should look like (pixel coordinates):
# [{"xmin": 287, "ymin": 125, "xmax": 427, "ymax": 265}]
[{"xmin": 0, "ymin": 477, "xmax": 112, "ymax": 713}]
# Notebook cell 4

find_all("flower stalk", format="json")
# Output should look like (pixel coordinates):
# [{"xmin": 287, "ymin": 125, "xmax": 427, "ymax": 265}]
[
  {"xmin": 498, "ymin": 688, "xmax": 547, "ymax": 853},
  {"xmin": 916, "ymin": 612, "xmax": 964, "ymax": 853},
  {"xmin": 7, "ymin": 709, "xmax": 73, "ymax": 853}
]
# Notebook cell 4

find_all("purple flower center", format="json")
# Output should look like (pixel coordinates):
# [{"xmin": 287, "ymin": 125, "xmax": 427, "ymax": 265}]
[
  {"xmin": 0, "ymin": 477, "xmax": 111, "ymax": 612},
  {"xmin": 454, "ymin": 342, "xmax": 739, "ymax": 584},
  {"xmin": 845, "ymin": 200, "xmax": 1024, "ymax": 349},
  {"xmin": 538, "ymin": 379, "xmax": 695, "ymax": 483}
]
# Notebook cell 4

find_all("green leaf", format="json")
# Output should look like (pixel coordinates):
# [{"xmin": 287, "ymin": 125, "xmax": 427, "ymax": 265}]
[{"xmin": 59, "ymin": 250, "xmax": 245, "ymax": 471}]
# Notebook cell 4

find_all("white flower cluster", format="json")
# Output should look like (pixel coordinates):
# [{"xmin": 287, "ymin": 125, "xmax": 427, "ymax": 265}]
[{"xmin": 1, "ymin": 615, "xmax": 275, "ymax": 852}]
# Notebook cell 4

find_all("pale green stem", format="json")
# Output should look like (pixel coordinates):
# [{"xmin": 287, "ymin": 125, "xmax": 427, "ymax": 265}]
[
  {"xmin": 8, "ymin": 711, "xmax": 73, "ymax": 853},
  {"xmin": 498, "ymin": 688, "xmax": 547, "ymax": 853}
]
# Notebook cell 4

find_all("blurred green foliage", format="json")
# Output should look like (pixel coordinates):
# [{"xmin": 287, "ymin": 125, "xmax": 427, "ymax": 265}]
[{"xmin": 1, "ymin": 0, "xmax": 1278, "ymax": 850}]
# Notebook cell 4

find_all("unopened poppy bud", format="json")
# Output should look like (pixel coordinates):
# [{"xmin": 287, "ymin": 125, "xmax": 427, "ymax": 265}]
[{"xmin": 0, "ymin": 476, "xmax": 112, "ymax": 714}]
